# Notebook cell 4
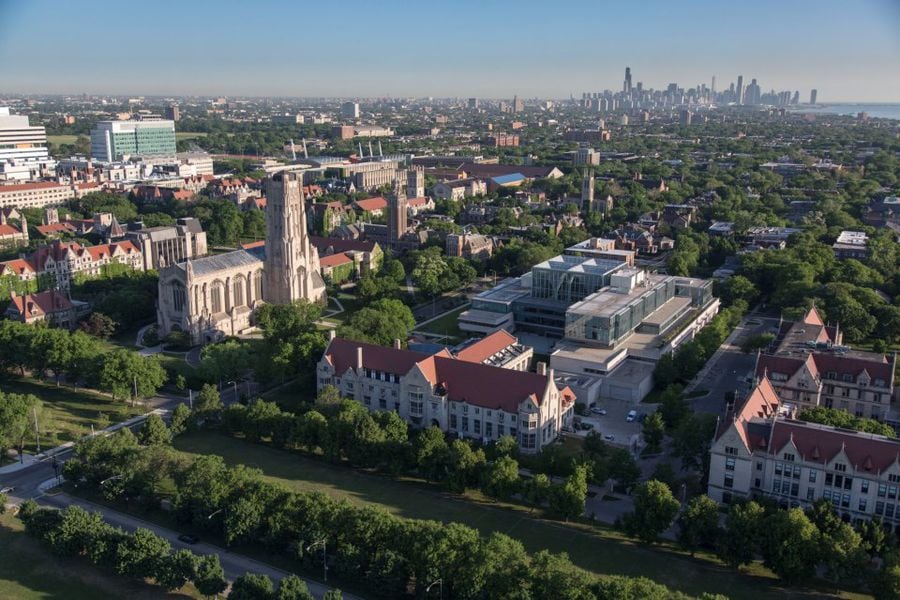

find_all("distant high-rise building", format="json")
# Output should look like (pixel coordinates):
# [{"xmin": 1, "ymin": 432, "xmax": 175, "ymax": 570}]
[
  {"xmin": 624, "ymin": 66, "xmax": 632, "ymax": 94},
  {"xmin": 711, "ymin": 75, "xmax": 716, "ymax": 94},
  {"xmin": 468, "ymin": 98, "xmax": 478, "ymax": 109},
  {"xmin": 90, "ymin": 119, "xmax": 176, "ymax": 162},
  {"xmin": 341, "ymin": 101, "xmax": 360, "ymax": 119},
  {"xmin": 746, "ymin": 78, "xmax": 761, "ymax": 105},
  {"xmin": 680, "ymin": 110, "xmax": 693, "ymax": 126},
  {"xmin": 809, "ymin": 89, "xmax": 818, "ymax": 105},
  {"xmin": 165, "ymin": 105, "xmax": 180, "ymax": 121},
  {"xmin": 513, "ymin": 96, "xmax": 524, "ymax": 113},
  {"xmin": 736, "ymin": 75, "xmax": 744, "ymax": 105},
  {"xmin": 0, "ymin": 107, "xmax": 50, "ymax": 164}
]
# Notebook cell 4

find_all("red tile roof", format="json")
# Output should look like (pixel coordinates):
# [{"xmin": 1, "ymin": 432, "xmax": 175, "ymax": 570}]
[
  {"xmin": 320, "ymin": 253, "xmax": 353, "ymax": 268},
  {"xmin": 0, "ymin": 258, "xmax": 35, "ymax": 276},
  {"xmin": 0, "ymin": 181, "xmax": 64, "ymax": 192},
  {"xmin": 771, "ymin": 420, "xmax": 900, "ymax": 473},
  {"xmin": 36, "ymin": 222, "xmax": 76, "ymax": 236},
  {"xmin": 8, "ymin": 290, "xmax": 72, "ymax": 320},
  {"xmin": 455, "ymin": 330, "xmax": 518, "ymax": 364},
  {"xmin": 407, "ymin": 197, "xmax": 431, "ymax": 207},
  {"xmin": 322, "ymin": 338, "xmax": 558, "ymax": 413},
  {"xmin": 0, "ymin": 224, "xmax": 22, "ymax": 237},
  {"xmin": 353, "ymin": 197, "xmax": 388, "ymax": 212},
  {"xmin": 717, "ymin": 376, "xmax": 781, "ymax": 449},
  {"xmin": 757, "ymin": 352, "xmax": 893, "ymax": 386}
]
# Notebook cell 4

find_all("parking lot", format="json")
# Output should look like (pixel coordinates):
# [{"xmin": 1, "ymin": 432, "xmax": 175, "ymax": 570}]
[{"xmin": 571, "ymin": 399, "xmax": 648, "ymax": 448}]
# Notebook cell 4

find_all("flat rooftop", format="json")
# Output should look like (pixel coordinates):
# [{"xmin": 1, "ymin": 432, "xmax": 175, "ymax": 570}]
[
  {"xmin": 568, "ymin": 273, "xmax": 670, "ymax": 318},
  {"xmin": 640, "ymin": 295, "xmax": 692, "ymax": 327},
  {"xmin": 471, "ymin": 278, "xmax": 530, "ymax": 305},
  {"xmin": 533, "ymin": 254, "xmax": 622, "ymax": 276}
]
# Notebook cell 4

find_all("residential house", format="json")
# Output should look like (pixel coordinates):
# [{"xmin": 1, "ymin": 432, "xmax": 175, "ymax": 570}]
[{"xmin": 6, "ymin": 289, "xmax": 88, "ymax": 328}]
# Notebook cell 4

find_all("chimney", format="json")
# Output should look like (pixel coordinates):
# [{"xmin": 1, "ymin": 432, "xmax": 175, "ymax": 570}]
[
  {"xmin": 393, "ymin": 338, "xmax": 401, "ymax": 349},
  {"xmin": 356, "ymin": 346, "xmax": 364, "ymax": 371},
  {"xmin": 328, "ymin": 329, "xmax": 336, "ymax": 341},
  {"xmin": 536, "ymin": 361, "xmax": 547, "ymax": 376}
]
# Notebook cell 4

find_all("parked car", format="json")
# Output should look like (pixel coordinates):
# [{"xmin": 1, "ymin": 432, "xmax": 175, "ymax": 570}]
[
  {"xmin": 590, "ymin": 407, "xmax": 607, "ymax": 415},
  {"xmin": 626, "ymin": 410, "xmax": 637, "ymax": 422},
  {"xmin": 579, "ymin": 422, "xmax": 595, "ymax": 431},
  {"xmin": 177, "ymin": 534, "xmax": 199, "ymax": 545},
  {"xmin": 604, "ymin": 434, "xmax": 615, "ymax": 441},
  {"xmin": 0, "ymin": 486, "xmax": 14, "ymax": 494}
]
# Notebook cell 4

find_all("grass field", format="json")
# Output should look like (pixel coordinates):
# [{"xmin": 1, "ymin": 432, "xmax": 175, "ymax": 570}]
[
  {"xmin": 0, "ymin": 376, "xmax": 142, "ymax": 455},
  {"xmin": 0, "ymin": 512, "xmax": 198, "ymax": 599},
  {"xmin": 173, "ymin": 431, "xmax": 859, "ymax": 600},
  {"xmin": 414, "ymin": 305, "xmax": 469, "ymax": 343},
  {"xmin": 175, "ymin": 132, "xmax": 208, "ymax": 141},
  {"xmin": 47, "ymin": 134, "xmax": 79, "ymax": 145}
]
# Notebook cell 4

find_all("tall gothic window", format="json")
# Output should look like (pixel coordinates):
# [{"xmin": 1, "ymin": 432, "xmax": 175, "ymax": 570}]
[
  {"xmin": 233, "ymin": 277, "xmax": 245, "ymax": 308},
  {"xmin": 172, "ymin": 283, "xmax": 186, "ymax": 311},
  {"xmin": 210, "ymin": 282, "xmax": 223, "ymax": 313},
  {"xmin": 254, "ymin": 272, "xmax": 263, "ymax": 300}
]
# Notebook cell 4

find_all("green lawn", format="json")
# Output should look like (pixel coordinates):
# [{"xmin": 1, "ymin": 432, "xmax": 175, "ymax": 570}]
[
  {"xmin": 415, "ymin": 305, "xmax": 469, "ymax": 343},
  {"xmin": 175, "ymin": 132, "xmax": 208, "ymax": 141},
  {"xmin": 46, "ymin": 134, "xmax": 78, "ymax": 145},
  {"xmin": 173, "ymin": 431, "xmax": 858, "ymax": 600},
  {"xmin": 0, "ymin": 512, "xmax": 199, "ymax": 599},
  {"xmin": 0, "ymin": 377, "xmax": 142, "ymax": 455}
]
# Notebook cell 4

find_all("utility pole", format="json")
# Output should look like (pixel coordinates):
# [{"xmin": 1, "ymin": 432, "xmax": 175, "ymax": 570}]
[{"xmin": 33, "ymin": 405, "xmax": 40, "ymax": 454}]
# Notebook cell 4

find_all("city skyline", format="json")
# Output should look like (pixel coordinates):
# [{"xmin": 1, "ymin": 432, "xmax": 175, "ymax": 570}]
[{"xmin": 1, "ymin": 0, "xmax": 900, "ymax": 101}]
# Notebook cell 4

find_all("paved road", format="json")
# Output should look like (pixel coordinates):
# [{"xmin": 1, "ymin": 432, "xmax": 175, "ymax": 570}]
[
  {"xmin": 0, "ymin": 387, "xmax": 352, "ymax": 599},
  {"xmin": 686, "ymin": 311, "xmax": 780, "ymax": 414}
]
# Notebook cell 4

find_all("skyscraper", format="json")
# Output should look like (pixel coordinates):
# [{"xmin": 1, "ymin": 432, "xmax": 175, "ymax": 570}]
[
  {"xmin": 809, "ymin": 89, "xmax": 818, "ymax": 105},
  {"xmin": 624, "ymin": 67, "xmax": 632, "ymax": 94},
  {"xmin": 341, "ymin": 101, "xmax": 360, "ymax": 119},
  {"xmin": 90, "ymin": 119, "xmax": 176, "ymax": 162},
  {"xmin": 711, "ymin": 75, "xmax": 716, "ymax": 94},
  {"xmin": 736, "ymin": 75, "xmax": 744, "ymax": 105}
]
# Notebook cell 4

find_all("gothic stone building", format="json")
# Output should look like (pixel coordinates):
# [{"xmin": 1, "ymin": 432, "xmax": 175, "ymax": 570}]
[{"xmin": 157, "ymin": 171, "xmax": 326, "ymax": 344}]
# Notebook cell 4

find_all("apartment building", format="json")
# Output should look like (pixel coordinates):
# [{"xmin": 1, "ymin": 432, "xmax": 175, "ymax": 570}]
[
  {"xmin": 709, "ymin": 376, "xmax": 900, "ymax": 530},
  {"xmin": 317, "ymin": 336, "xmax": 575, "ymax": 452},
  {"xmin": 0, "ymin": 181, "xmax": 100, "ymax": 209},
  {"xmin": 755, "ymin": 307, "xmax": 895, "ymax": 420}
]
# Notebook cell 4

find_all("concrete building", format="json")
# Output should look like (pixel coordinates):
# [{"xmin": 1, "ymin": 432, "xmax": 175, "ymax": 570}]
[
  {"xmin": 90, "ymin": 119, "xmax": 176, "ymax": 162},
  {"xmin": 317, "ymin": 336, "xmax": 575, "ymax": 453},
  {"xmin": 708, "ymin": 376, "xmax": 900, "ymax": 530},
  {"xmin": 574, "ymin": 147, "xmax": 601, "ymax": 166},
  {"xmin": 832, "ymin": 230, "xmax": 869, "ymax": 260},
  {"xmin": 125, "ymin": 217, "xmax": 208, "ymax": 271},
  {"xmin": 272, "ymin": 114, "xmax": 305, "ymax": 125},
  {"xmin": 156, "ymin": 172, "xmax": 326, "ymax": 345},
  {"xmin": 0, "ymin": 107, "xmax": 54, "ymax": 181},
  {"xmin": 488, "ymin": 133, "xmax": 520, "ymax": 147},
  {"xmin": 176, "ymin": 152, "xmax": 215, "ymax": 177},
  {"xmin": 432, "ymin": 178, "xmax": 487, "ymax": 201}
]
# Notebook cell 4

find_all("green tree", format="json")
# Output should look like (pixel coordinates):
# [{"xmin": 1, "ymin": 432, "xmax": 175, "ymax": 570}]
[
  {"xmin": 170, "ymin": 403, "xmax": 192, "ymax": 436},
  {"xmin": 201, "ymin": 339, "xmax": 252, "ymax": 384},
  {"xmin": 549, "ymin": 464, "xmax": 588, "ymax": 521},
  {"xmin": 717, "ymin": 501, "xmax": 764, "ymax": 568},
  {"xmin": 482, "ymin": 455, "xmax": 520, "ymax": 500},
  {"xmin": 98, "ymin": 349, "xmax": 167, "ymax": 403},
  {"xmin": 157, "ymin": 549, "xmax": 199, "ymax": 591},
  {"xmin": 760, "ymin": 508, "xmax": 820, "ymax": 584},
  {"xmin": 230, "ymin": 572, "xmax": 275, "ymax": 600},
  {"xmin": 523, "ymin": 473, "xmax": 552, "ymax": 511},
  {"xmin": 115, "ymin": 528, "xmax": 171, "ymax": 580},
  {"xmin": 196, "ymin": 383, "xmax": 223, "ymax": 415},
  {"xmin": 338, "ymin": 298, "xmax": 416, "ymax": 347},
  {"xmin": 622, "ymin": 480, "xmax": 680, "ymax": 544},
  {"xmin": 194, "ymin": 553, "xmax": 228, "ymax": 598},
  {"xmin": 677, "ymin": 495, "xmax": 721, "ymax": 556},
  {"xmin": 275, "ymin": 574, "xmax": 314, "ymax": 600},
  {"xmin": 78, "ymin": 312, "xmax": 118, "ymax": 339},
  {"xmin": 139, "ymin": 413, "xmax": 171, "ymax": 446},
  {"xmin": 0, "ymin": 391, "xmax": 40, "ymax": 460},
  {"xmin": 642, "ymin": 412, "xmax": 665, "ymax": 452}
]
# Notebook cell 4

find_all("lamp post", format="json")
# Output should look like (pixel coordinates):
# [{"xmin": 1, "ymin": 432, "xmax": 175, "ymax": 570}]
[
  {"xmin": 100, "ymin": 474, "xmax": 124, "ymax": 486},
  {"xmin": 426, "ymin": 578, "xmax": 443, "ymax": 599},
  {"xmin": 306, "ymin": 538, "xmax": 327, "ymax": 582},
  {"xmin": 207, "ymin": 508, "xmax": 224, "ymax": 520}
]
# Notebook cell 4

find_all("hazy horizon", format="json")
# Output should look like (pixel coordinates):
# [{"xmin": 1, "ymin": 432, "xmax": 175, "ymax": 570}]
[{"xmin": 2, "ymin": 0, "xmax": 899, "ymax": 102}]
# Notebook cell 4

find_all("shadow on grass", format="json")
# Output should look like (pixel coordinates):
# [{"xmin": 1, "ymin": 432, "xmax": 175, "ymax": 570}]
[
  {"xmin": 0, "ymin": 515, "xmax": 196, "ymax": 600},
  {"xmin": 173, "ymin": 431, "xmax": 851, "ymax": 600}
]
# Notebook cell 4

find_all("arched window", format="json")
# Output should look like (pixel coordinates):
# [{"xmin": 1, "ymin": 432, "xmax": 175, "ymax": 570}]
[
  {"xmin": 254, "ymin": 271, "xmax": 264, "ymax": 300},
  {"xmin": 233, "ymin": 277, "xmax": 245, "ymax": 308},
  {"xmin": 210, "ymin": 282, "xmax": 223, "ymax": 313}
]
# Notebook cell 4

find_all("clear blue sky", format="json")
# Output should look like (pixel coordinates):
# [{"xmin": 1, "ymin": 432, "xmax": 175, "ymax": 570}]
[{"xmin": 1, "ymin": 0, "xmax": 899, "ymax": 101}]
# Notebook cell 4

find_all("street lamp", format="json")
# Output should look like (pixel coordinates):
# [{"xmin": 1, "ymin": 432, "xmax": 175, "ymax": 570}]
[
  {"xmin": 207, "ymin": 508, "xmax": 224, "ymax": 520},
  {"xmin": 100, "ymin": 474, "xmax": 124, "ymax": 486},
  {"xmin": 426, "ymin": 578, "xmax": 443, "ymax": 599},
  {"xmin": 306, "ymin": 538, "xmax": 327, "ymax": 582}
]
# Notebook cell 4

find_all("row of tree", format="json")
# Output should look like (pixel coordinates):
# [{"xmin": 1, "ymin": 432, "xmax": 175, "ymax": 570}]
[
  {"xmin": 61, "ymin": 425, "xmax": 720, "ymax": 599},
  {"xmin": 0, "ymin": 320, "xmax": 167, "ymax": 402}
]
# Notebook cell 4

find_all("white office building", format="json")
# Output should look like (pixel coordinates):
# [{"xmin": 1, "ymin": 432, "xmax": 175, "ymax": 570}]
[
  {"xmin": 0, "ymin": 107, "xmax": 55, "ymax": 181},
  {"xmin": 90, "ymin": 119, "xmax": 176, "ymax": 163}
]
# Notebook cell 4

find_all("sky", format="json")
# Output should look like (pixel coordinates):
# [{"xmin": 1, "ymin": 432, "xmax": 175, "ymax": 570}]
[{"xmin": 1, "ymin": 0, "xmax": 899, "ymax": 102}]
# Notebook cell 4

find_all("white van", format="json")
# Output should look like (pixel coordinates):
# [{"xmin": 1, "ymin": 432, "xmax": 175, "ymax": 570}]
[{"xmin": 626, "ymin": 409, "xmax": 637, "ymax": 422}]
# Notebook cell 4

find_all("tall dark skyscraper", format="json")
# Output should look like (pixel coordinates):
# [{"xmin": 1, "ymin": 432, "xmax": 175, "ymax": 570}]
[
  {"xmin": 809, "ymin": 89, "xmax": 818, "ymax": 104},
  {"xmin": 736, "ymin": 75, "xmax": 744, "ymax": 105},
  {"xmin": 624, "ymin": 67, "xmax": 632, "ymax": 94}
]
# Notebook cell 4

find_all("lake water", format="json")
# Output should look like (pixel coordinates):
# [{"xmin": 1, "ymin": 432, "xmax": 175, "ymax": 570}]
[{"xmin": 790, "ymin": 103, "xmax": 900, "ymax": 121}]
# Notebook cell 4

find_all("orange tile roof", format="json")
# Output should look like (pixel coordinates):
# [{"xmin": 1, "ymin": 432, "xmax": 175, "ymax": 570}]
[
  {"xmin": 240, "ymin": 240, "xmax": 266, "ymax": 250},
  {"xmin": 455, "ymin": 330, "xmax": 518, "ymax": 364},
  {"xmin": 0, "ymin": 258, "xmax": 35, "ymax": 276},
  {"xmin": 0, "ymin": 181, "xmax": 64, "ymax": 192},
  {"xmin": 36, "ymin": 222, "xmax": 77, "ymax": 236},
  {"xmin": 0, "ymin": 224, "xmax": 22, "ymax": 236},
  {"xmin": 320, "ymin": 253, "xmax": 353, "ymax": 268},
  {"xmin": 8, "ymin": 290, "xmax": 72, "ymax": 320},
  {"xmin": 353, "ymin": 197, "xmax": 388, "ymax": 212}
]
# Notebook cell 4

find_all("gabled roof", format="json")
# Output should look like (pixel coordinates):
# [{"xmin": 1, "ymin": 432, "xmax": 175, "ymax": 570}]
[
  {"xmin": 353, "ymin": 197, "xmax": 389, "ymax": 212},
  {"xmin": 322, "ymin": 337, "xmax": 560, "ymax": 412},
  {"xmin": 771, "ymin": 420, "xmax": 900, "ymax": 473},
  {"xmin": 717, "ymin": 375, "xmax": 780, "ymax": 449},
  {"xmin": 0, "ymin": 223, "xmax": 23, "ymax": 237},
  {"xmin": 309, "ymin": 236, "xmax": 377, "ymax": 255},
  {"xmin": 454, "ymin": 330, "xmax": 518, "ymax": 364},
  {"xmin": 0, "ymin": 258, "xmax": 35, "ymax": 276},
  {"xmin": 802, "ymin": 305, "xmax": 825, "ymax": 327},
  {"xmin": 320, "ymin": 253, "xmax": 353, "ymax": 268},
  {"xmin": 7, "ymin": 290, "xmax": 72, "ymax": 319}
]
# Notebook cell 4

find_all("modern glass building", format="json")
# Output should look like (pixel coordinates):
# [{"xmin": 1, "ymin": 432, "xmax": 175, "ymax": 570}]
[{"xmin": 90, "ymin": 120, "xmax": 176, "ymax": 162}]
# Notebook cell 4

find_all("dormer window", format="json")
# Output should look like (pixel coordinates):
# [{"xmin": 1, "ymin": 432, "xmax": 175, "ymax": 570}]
[
  {"xmin": 834, "ymin": 463, "xmax": 847, "ymax": 472},
  {"xmin": 783, "ymin": 453, "xmax": 795, "ymax": 462},
  {"xmin": 842, "ymin": 374, "xmax": 854, "ymax": 383},
  {"xmin": 827, "ymin": 371, "xmax": 837, "ymax": 380}
]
